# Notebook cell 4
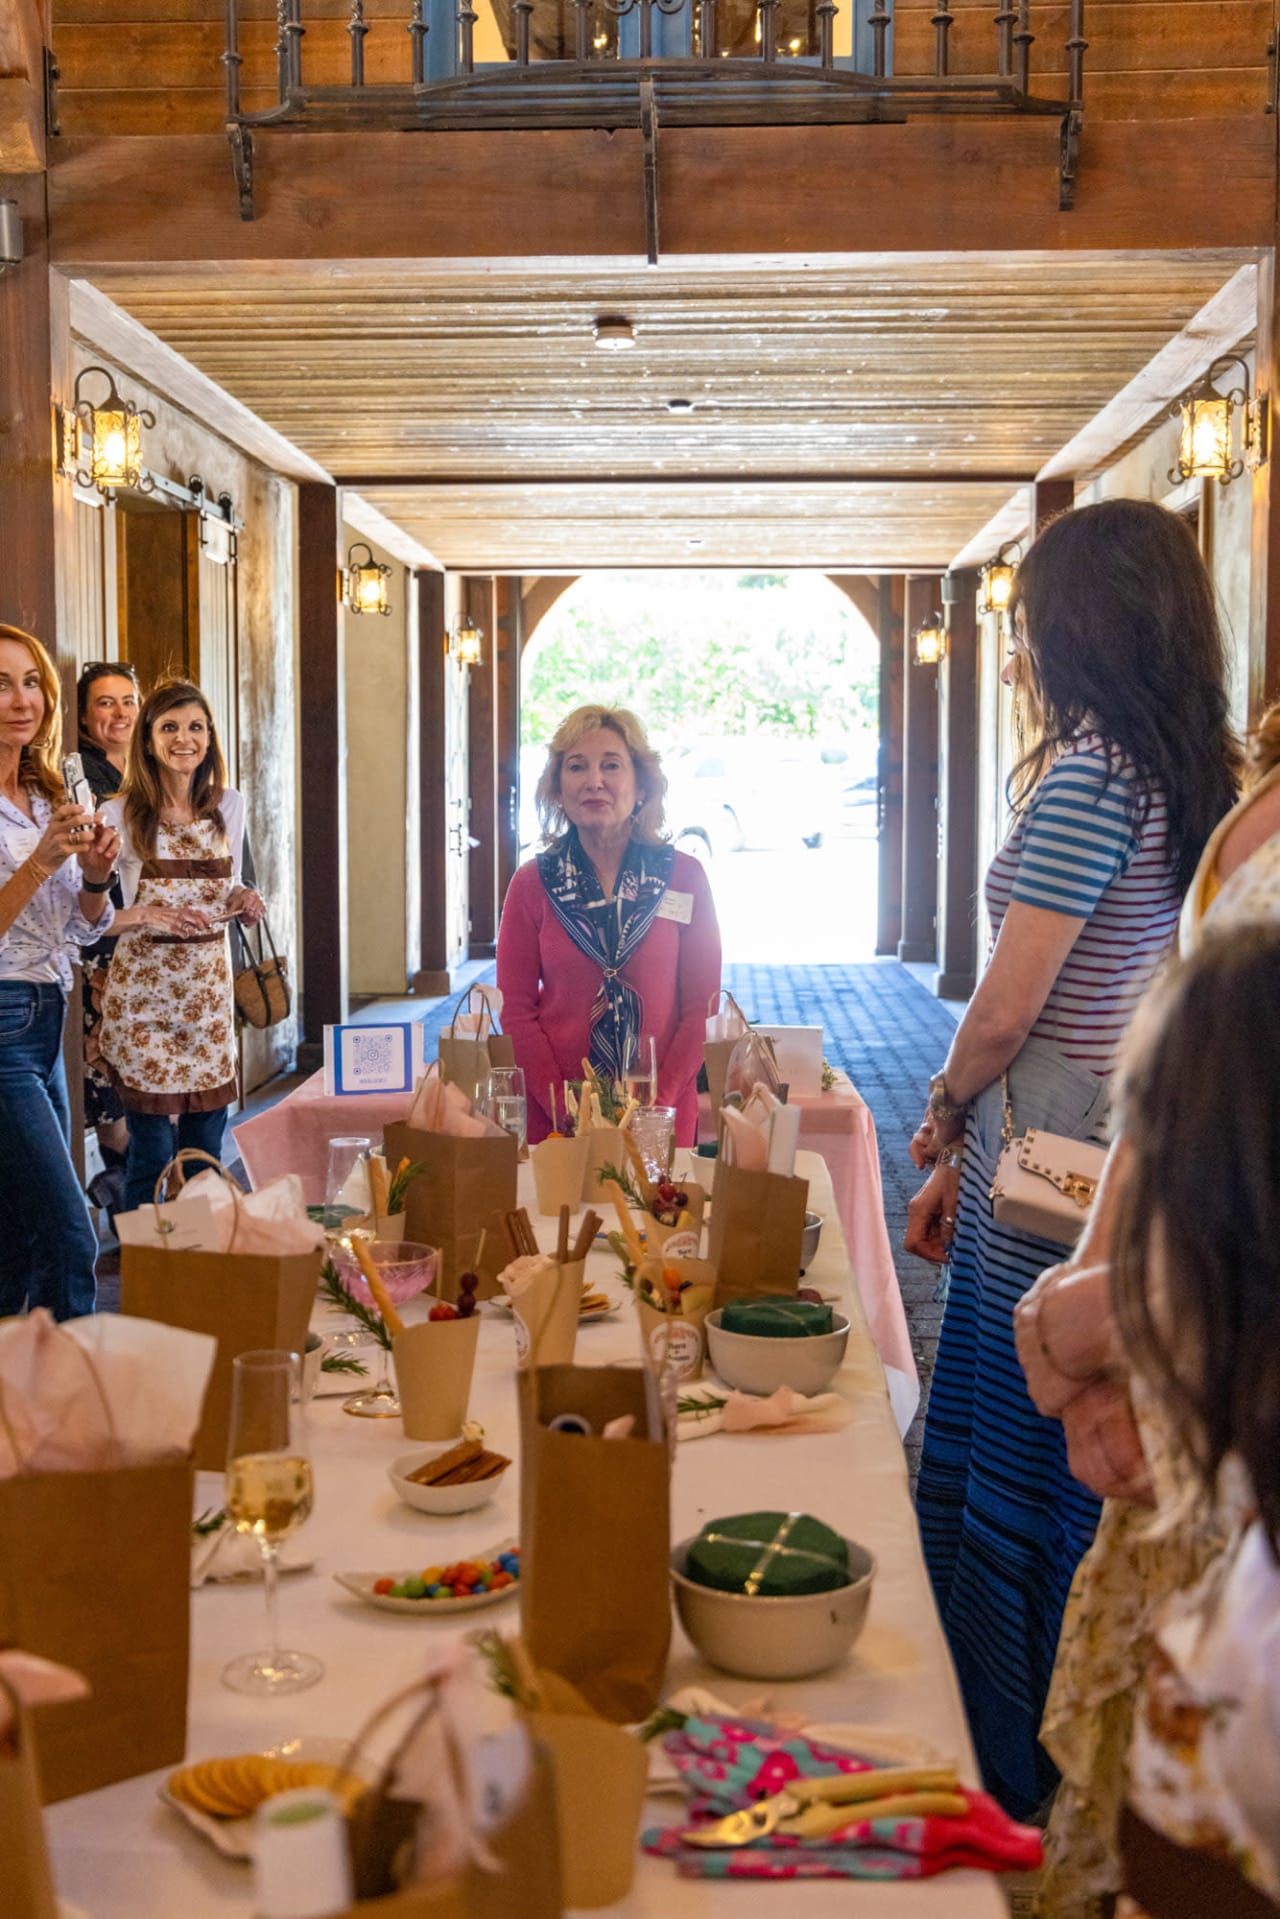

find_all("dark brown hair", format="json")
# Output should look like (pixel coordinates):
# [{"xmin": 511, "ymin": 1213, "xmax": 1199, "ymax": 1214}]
[
  {"xmin": 1011, "ymin": 500, "xmax": 1240, "ymax": 892},
  {"xmin": 121, "ymin": 678, "xmax": 226, "ymax": 861},
  {"xmin": 1112, "ymin": 925, "xmax": 1280, "ymax": 1559},
  {"xmin": 77, "ymin": 659, "xmax": 139, "ymax": 730}
]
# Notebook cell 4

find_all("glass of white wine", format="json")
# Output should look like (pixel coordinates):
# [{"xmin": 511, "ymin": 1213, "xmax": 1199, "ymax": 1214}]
[
  {"xmin": 623, "ymin": 1032, "xmax": 658, "ymax": 1110},
  {"xmin": 222, "ymin": 1349, "xmax": 323, "ymax": 1697}
]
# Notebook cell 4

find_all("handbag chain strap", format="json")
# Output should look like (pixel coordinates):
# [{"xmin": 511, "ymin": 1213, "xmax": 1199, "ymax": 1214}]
[{"xmin": 999, "ymin": 1070, "xmax": 1017, "ymax": 1149}]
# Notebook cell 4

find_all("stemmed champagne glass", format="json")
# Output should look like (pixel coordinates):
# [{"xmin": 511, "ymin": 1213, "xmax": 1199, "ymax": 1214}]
[
  {"xmin": 222, "ymin": 1350, "xmax": 323, "ymax": 1697},
  {"xmin": 623, "ymin": 1033, "xmax": 658, "ymax": 1109}
]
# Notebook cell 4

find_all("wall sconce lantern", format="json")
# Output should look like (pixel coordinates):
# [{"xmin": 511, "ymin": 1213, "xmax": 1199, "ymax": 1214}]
[
  {"xmin": 72, "ymin": 365, "xmax": 155, "ymax": 498},
  {"xmin": 1170, "ymin": 354, "xmax": 1268, "ymax": 487},
  {"xmin": 453, "ymin": 613, "xmax": 484, "ymax": 667},
  {"xmin": 978, "ymin": 542, "xmax": 1019, "ymax": 618},
  {"xmin": 913, "ymin": 613, "xmax": 947, "ymax": 667},
  {"xmin": 344, "ymin": 542, "xmax": 392, "ymax": 616}
]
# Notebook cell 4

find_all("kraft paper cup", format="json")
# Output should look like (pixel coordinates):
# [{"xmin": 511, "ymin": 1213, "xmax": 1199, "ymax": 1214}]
[
  {"xmin": 635, "ymin": 1294, "xmax": 708, "ymax": 1382},
  {"xmin": 581, "ymin": 1126, "xmax": 625, "ymax": 1205},
  {"xmin": 393, "ymin": 1314, "xmax": 480, "ymax": 1441},
  {"xmin": 524, "ymin": 1711, "xmax": 649, "ymax": 1909},
  {"xmin": 645, "ymin": 1183, "xmax": 707, "ymax": 1253},
  {"xmin": 512, "ymin": 1258, "xmax": 582, "ymax": 1370},
  {"xmin": 531, "ymin": 1134, "xmax": 590, "ymax": 1217}
]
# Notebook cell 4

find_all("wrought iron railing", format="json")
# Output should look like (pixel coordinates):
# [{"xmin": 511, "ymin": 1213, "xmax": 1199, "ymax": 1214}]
[{"xmin": 223, "ymin": 0, "xmax": 1085, "ymax": 233}]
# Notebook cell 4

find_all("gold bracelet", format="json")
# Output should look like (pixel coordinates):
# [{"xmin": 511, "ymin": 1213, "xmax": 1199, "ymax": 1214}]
[{"xmin": 24, "ymin": 854, "xmax": 53, "ymax": 886}]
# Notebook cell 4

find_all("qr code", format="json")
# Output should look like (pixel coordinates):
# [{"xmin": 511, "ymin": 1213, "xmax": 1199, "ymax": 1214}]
[{"xmin": 341, "ymin": 1027, "xmax": 405, "ymax": 1089}]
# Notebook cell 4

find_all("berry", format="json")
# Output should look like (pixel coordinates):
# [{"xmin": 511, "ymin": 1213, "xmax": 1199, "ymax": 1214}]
[{"xmin": 429, "ymin": 1301, "xmax": 459, "ymax": 1321}]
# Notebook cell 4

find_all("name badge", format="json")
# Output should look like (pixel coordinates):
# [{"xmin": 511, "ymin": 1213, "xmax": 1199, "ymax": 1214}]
[{"xmin": 656, "ymin": 889, "xmax": 694, "ymax": 925}]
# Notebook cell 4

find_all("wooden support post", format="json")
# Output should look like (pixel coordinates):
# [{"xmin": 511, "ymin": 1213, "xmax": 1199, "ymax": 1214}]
[
  {"xmin": 414, "ymin": 568, "xmax": 451, "ymax": 994},
  {"xmin": 296, "ymin": 482, "xmax": 347, "ymax": 1067},
  {"xmin": 936, "ymin": 570, "xmax": 979, "ymax": 1000},
  {"xmin": 1250, "ymin": 246, "xmax": 1280, "ymax": 716},
  {"xmin": 875, "ymin": 574, "xmax": 904, "ymax": 956},
  {"xmin": 495, "ymin": 575, "xmax": 522, "ymax": 915},
  {"xmin": 466, "ymin": 574, "xmax": 498, "ymax": 957},
  {"xmin": 1029, "ymin": 477, "xmax": 1075, "ymax": 534},
  {"xmin": 898, "ymin": 575, "xmax": 939, "ymax": 966}
]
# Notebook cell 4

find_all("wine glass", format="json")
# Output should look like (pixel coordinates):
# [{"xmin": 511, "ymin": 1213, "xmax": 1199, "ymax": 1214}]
[
  {"xmin": 623, "ymin": 1033, "xmax": 658, "ymax": 1109},
  {"xmin": 323, "ymin": 1134, "xmax": 370, "ymax": 1232},
  {"xmin": 484, "ymin": 1066, "xmax": 527, "ymax": 1154},
  {"xmin": 334, "ymin": 1240, "xmax": 438, "ymax": 1419},
  {"xmin": 222, "ymin": 1350, "xmax": 323, "ymax": 1697}
]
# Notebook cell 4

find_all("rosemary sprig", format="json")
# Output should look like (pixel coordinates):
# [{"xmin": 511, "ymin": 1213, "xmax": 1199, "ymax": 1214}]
[
  {"xmin": 320, "ymin": 1349, "xmax": 369, "ymax": 1377},
  {"xmin": 319, "ymin": 1256, "xmax": 391, "ymax": 1350},
  {"xmin": 192, "ymin": 1507, "xmax": 226, "ymax": 1538},
  {"xmin": 676, "ymin": 1390, "xmax": 729, "ymax": 1421},
  {"xmin": 597, "ymin": 1161, "xmax": 643, "ymax": 1207},
  {"xmin": 386, "ymin": 1156, "xmax": 425, "ymax": 1215},
  {"xmin": 468, "ymin": 1628, "xmax": 522, "ymax": 1703},
  {"xmin": 638, "ymin": 1706, "xmax": 688, "ymax": 1745}
]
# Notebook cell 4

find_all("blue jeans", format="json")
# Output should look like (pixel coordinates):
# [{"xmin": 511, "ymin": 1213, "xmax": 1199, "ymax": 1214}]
[
  {"xmin": 0, "ymin": 982, "xmax": 99, "ymax": 1319},
  {"xmin": 124, "ymin": 1107, "xmax": 229, "ymax": 1213}
]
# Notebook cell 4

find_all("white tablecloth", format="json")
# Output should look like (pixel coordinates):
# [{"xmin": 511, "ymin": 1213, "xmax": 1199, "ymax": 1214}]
[{"xmin": 45, "ymin": 1152, "xmax": 1002, "ymax": 1918}]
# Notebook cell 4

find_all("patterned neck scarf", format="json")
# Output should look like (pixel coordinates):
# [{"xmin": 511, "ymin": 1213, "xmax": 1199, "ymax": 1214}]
[{"xmin": 537, "ymin": 826, "xmax": 675, "ymax": 1084}]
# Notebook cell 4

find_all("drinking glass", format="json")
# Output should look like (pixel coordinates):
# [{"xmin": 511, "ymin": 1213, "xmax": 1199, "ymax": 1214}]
[
  {"xmin": 484, "ymin": 1066, "xmax": 527, "ymax": 1154},
  {"xmin": 323, "ymin": 1135, "xmax": 371, "ymax": 1231},
  {"xmin": 623, "ymin": 1033, "xmax": 658, "ymax": 1110},
  {"xmin": 222, "ymin": 1350, "xmax": 323, "ymax": 1697},
  {"xmin": 630, "ymin": 1104, "xmax": 676, "ymax": 1182}
]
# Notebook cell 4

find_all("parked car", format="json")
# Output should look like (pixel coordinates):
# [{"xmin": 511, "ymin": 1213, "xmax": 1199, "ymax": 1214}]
[{"xmin": 662, "ymin": 738, "xmax": 844, "ymax": 859}]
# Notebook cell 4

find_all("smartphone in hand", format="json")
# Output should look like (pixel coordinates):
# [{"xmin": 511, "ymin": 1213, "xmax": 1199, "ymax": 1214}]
[{"xmin": 61, "ymin": 753, "xmax": 97, "ymax": 834}]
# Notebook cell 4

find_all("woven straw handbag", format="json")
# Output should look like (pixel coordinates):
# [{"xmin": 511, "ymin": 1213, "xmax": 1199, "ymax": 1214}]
[{"xmin": 232, "ymin": 915, "xmax": 291, "ymax": 1030}]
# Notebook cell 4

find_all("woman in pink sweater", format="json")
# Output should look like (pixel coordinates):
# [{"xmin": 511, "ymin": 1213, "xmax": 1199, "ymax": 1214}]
[{"xmin": 497, "ymin": 705, "xmax": 721, "ymax": 1146}]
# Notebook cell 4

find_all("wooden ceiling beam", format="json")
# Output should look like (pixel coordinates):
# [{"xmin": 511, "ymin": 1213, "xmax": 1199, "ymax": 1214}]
[
  {"xmin": 342, "ymin": 491, "xmax": 444, "ymax": 573},
  {"xmin": 67, "ymin": 278, "xmax": 333, "ymax": 484},
  {"xmin": 331, "ymin": 470, "xmax": 1040, "ymax": 488},
  {"xmin": 48, "ymin": 117, "xmax": 1275, "ymax": 267}
]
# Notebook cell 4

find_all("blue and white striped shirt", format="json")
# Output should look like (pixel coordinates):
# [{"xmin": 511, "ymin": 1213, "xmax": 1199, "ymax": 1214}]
[{"xmin": 986, "ymin": 732, "xmax": 1180, "ymax": 1075}]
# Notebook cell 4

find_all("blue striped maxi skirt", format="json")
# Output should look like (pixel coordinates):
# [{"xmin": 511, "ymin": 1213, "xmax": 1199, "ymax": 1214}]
[{"xmin": 914, "ymin": 1039, "xmax": 1112, "ymax": 1820}]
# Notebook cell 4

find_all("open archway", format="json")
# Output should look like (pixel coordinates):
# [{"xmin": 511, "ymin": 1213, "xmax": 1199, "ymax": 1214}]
[{"xmin": 518, "ymin": 571, "xmax": 881, "ymax": 961}]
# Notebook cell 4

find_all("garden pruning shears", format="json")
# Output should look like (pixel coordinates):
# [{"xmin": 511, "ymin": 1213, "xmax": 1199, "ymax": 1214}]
[{"xmin": 680, "ymin": 1765, "xmax": 965, "ymax": 1846}]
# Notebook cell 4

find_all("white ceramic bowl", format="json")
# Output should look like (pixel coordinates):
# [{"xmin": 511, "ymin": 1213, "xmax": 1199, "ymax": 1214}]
[
  {"xmin": 800, "ymin": 1210, "xmax": 824, "ymax": 1272},
  {"xmin": 671, "ymin": 1534, "xmax": 875, "ymax": 1679},
  {"xmin": 388, "ymin": 1445, "xmax": 509, "ymax": 1517},
  {"xmin": 705, "ymin": 1307, "xmax": 850, "ymax": 1396}
]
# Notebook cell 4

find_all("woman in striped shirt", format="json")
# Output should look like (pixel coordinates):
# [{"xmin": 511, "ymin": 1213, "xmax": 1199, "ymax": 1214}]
[{"xmin": 905, "ymin": 500, "xmax": 1238, "ymax": 1819}]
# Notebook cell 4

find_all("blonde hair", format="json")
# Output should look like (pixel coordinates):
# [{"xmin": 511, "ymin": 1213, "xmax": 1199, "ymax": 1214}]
[
  {"xmin": 121, "ymin": 678, "xmax": 227, "ymax": 862},
  {"xmin": 0, "ymin": 625, "xmax": 64, "ymax": 802},
  {"xmin": 534, "ymin": 704, "xmax": 667, "ymax": 846}
]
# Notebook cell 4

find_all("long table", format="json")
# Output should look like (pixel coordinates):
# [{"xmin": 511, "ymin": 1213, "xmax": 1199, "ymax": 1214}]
[{"xmin": 44, "ymin": 1152, "xmax": 1002, "ymax": 1918}]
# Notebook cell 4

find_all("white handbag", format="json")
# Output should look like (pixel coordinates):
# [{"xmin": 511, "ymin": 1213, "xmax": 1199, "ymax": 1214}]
[{"xmin": 988, "ymin": 1075, "xmax": 1108, "ymax": 1247}]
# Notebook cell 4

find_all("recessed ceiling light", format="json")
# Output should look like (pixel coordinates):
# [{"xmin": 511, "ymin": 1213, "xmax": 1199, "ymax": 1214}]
[
  {"xmin": 666, "ymin": 397, "xmax": 695, "ymax": 415},
  {"xmin": 593, "ymin": 315, "xmax": 635, "ymax": 350},
  {"xmin": 687, "ymin": 536, "xmax": 704, "ymax": 548}
]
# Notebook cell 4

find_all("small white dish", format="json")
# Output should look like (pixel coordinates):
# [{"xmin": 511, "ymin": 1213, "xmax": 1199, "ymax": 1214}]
[
  {"xmin": 157, "ymin": 1737, "xmax": 360, "ymax": 1863},
  {"xmin": 333, "ymin": 1541, "xmax": 519, "ymax": 1616},
  {"xmin": 388, "ymin": 1445, "xmax": 509, "ymax": 1516}
]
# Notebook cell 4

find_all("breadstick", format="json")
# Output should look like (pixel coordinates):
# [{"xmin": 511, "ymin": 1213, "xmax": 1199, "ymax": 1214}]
[
  {"xmin": 349, "ymin": 1237, "xmax": 405, "ymax": 1337},
  {"xmin": 622, "ymin": 1131, "xmax": 658, "ymax": 1210},
  {"xmin": 617, "ymin": 1096, "xmax": 639, "ymax": 1130},
  {"xmin": 570, "ymin": 1209, "xmax": 602, "ymax": 1263},
  {"xmin": 368, "ymin": 1156, "xmax": 390, "ymax": 1220}
]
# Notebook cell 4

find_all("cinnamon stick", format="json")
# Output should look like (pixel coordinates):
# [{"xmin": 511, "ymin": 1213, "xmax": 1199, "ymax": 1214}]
[
  {"xmin": 556, "ymin": 1203, "xmax": 570, "ymax": 1265},
  {"xmin": 570, "ymin": 1208, "xmax": 602, "ymax": 1263}
]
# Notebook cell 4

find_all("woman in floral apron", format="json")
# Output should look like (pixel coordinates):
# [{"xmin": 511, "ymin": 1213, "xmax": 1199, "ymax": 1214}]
[{"xmin": 99, "ymin": 679, "xmax": 263, "ymax": 1211}]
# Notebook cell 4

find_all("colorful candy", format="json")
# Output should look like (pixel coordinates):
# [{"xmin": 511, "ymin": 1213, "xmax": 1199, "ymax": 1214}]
[{"xmin": 372, "ymin": 1546, "xmax": 520, "ymax": 1602}]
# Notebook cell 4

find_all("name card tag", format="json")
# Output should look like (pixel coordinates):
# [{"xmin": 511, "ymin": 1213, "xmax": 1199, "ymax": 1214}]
[{"xmin": 656, "ymin": 889, "xmax": 694, "ymax": 925}]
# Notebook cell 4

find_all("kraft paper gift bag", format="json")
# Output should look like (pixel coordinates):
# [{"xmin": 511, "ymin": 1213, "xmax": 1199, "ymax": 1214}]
[
  {"xmin": 0, "ymin": 1450, "xmax": 192, "ymax": 1802},
  {"xmin": 437, "ymin": 987, "xmax": 517, "ymax": 1107},
  {"xmin": 393, "ymin": 1315, "xmax": 481, "ymax": 1442},
  {"xmin": 708, "ymin": 1158, "xmax": 809, "ymax": 1309},
  {"xmin": 581, "ymin": 1124, "xmax": 626, "ymax": 1206},
  {"xmin": 120, "ymin": 1244, "xmax": 320, "ymax": 1470},
  {"xmin": 703, "ymin": 989, "xmax": 752, "ymax": 1116},
  {"xmin": 518, "ymin": 1364, "xmax": 670, "ymax": 1723},
  {"xmin": 385, "ymin": 1120, "xmax": 517, "ymax": 1300},
  {"xmin": 0, "ymin": 1683, "xmax": 59, "ymax": 1919}
]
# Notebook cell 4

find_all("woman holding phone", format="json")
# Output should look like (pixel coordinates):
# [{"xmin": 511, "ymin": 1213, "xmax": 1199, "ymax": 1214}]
[
  {"xmin": 0, "ymin": 626, "xmax": 120, "ymax": 1319},
  {"xmin": 98, "ymin": 678, "xmax": 264, "ymax": 1210}
]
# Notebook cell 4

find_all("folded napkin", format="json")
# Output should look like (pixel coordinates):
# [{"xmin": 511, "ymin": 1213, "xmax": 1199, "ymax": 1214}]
[
  {"xmin": 719, "ymin": 1087, "xmax": 799, "ymax": 1177},
  {"xmin": 408, "ymin": 1069, "xmax": 492, "ymax": 1137},
  {"xmin": 0, "ymin": 1651, "xmax": 89, "ymax": 1734},
  {"xmin": 677, "ymin": 1384, "xmax": 851, "ymax": 1442},
  {"xmin": 644, "ymin": 1714, "xmax": 1042, "ymax": 1881}
]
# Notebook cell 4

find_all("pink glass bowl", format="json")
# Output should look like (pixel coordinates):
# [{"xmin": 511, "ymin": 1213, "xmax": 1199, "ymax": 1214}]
[{"xmin": 333, "ymin": 1239, "xmax": 439, "ymax": 1310}]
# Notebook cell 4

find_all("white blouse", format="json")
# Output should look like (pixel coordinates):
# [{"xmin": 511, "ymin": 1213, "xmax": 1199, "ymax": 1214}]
[{"xmin": 0, "ymin": 789, "xmax": 116, "ymax": 990}]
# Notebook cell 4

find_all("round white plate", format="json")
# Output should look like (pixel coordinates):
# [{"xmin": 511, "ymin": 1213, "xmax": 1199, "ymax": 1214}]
[
  {"xmin": 487, "ymin": 1294, "xmax": 618, "ymax": 1322},
  {"xmin": 157, "ymin": 1736, "xmax": 361, "ymax": 1863},
  {"xmin": 333, "ymin": 1542, "xmax": 520, "ymax": 1616}
]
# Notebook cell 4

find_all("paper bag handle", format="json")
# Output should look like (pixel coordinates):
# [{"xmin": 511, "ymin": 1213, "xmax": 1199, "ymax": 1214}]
[
  {"xmin": 151, "ymin": 1149, "xmax": 248, "ymax": 1253},
  {"xmin": 446, "ymin": 984, "xmax": 500, "ymax": 1039},
  {"xmin": 707, "ymin": 989, "xmax": 749, "ymax": 1026},
  {"xmin": 0, "ymin": 1324, "xmax": 120, "ymax": 1475}
]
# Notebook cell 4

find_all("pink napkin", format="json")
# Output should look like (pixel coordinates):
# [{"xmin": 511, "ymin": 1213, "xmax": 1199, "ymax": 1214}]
[
  {"xmin": 678, "ymin": 1384, "xmax": 851, "ymax": 1441},
  {"xmin": 408, "ymin": 1070, "xmax": 490, "ymax": 1137}
]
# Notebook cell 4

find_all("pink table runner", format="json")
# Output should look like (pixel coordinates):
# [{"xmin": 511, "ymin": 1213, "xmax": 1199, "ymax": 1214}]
[
  {"xmin": 233, "ymin": 1071, "xmax": 414, "ymax": 1203},
  {"xmin": 698, "ymin": 1076, "xmax": 918, "ymax": 1435}
]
